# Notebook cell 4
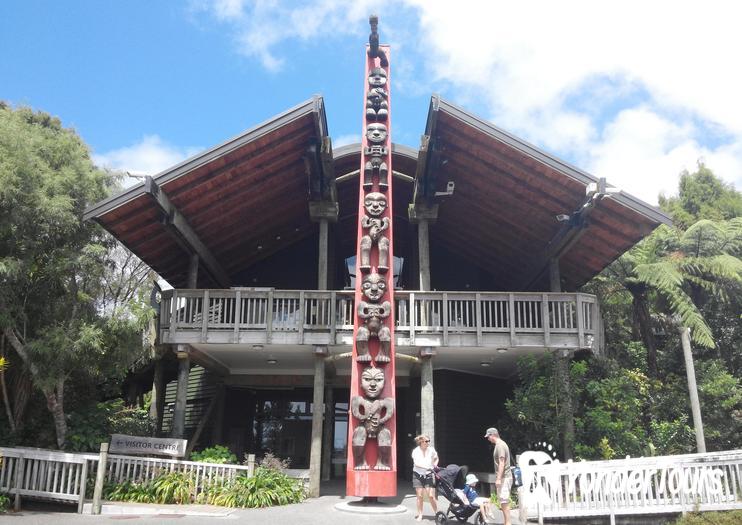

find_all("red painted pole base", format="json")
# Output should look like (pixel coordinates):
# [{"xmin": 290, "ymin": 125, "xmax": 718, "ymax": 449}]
[{"xmin": 346, "ymin": 470, "xmax": 397, "ymax": 498}]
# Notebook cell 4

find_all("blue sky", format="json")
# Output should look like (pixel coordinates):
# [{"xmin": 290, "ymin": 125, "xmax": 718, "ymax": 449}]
[{"xmin": 3, "ymin": 1, "xmax": 741, "ymax": 205}]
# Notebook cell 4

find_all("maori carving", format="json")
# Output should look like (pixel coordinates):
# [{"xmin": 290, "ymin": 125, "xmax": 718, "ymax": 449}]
[
  {"xmin": 368, "ymin": 15, "xmax": 389, "ymax": 67},
  {"xmin": 360, "ymin": 192, "xmax": 390, "ymax": 273},
  {"xmin": 366, "ymin": 68, "xmax": 388, "ymax": 121},
  {"xmin": 351, "ymin": 366, "xmax": 394, "ymax": 470},
  {"xmin": 364, "ymin": 123, "xmax": 388, "ymax": 190},
  {"xmin": 356, "ymin": 272, "xmax": 391, "ymax": 363}
]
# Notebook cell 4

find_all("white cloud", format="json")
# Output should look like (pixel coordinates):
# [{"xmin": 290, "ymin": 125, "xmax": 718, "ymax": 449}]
[
  {"xmin": 405, "ymin": 0, "xmax": 742, "ymax": 204},
  {"xmin": 93, "ymin": 135, "xmax": 200, "ymax": 187},
  {"xmin": 194, "ymin": 0, "xmax": 377, "ymax": 72},
  {"xmin": 191, "ymin": 0, "xmax": 742, "ymax": 204}
]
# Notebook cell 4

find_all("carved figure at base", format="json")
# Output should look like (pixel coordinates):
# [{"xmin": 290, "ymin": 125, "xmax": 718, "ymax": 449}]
[
  {"xmin": 351, "ymin": 366, "xmax": 394, "ymax": 470},
  {"xmin": 356, "ymin": 273, "xmax": 391, "ymax": 363},
  {"xmin": 360, "ymin": 192, "xmax": 390, "ymax": 273}
]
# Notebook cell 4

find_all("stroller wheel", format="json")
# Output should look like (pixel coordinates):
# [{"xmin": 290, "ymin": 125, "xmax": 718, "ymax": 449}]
[
  {"xmin": 435, "ymin": 511, "xmax": 447, "ymax": 525},
  {"xmin": 475, "ymin": 511, "xmax": 486, "ymax": 525}
]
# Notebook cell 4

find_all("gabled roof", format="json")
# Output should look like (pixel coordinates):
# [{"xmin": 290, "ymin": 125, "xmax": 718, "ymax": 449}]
[
  {"xmin": 412, "ymin": 96, "xmax": 671, "ymax": 290},
  {"xmin": 85, "ymin": 97, "xmax": 330, "ymax": 288},
  {"xmin": 85, "ymin": 95, "xmax": 671, "ymax": 291}
]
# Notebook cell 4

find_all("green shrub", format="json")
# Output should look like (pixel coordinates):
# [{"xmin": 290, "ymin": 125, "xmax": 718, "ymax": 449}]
[
  {"xmin": 190, "ymin": 445, "xmax": 238, "ymax": 464},
  {"xmin": 66, "ymin": 400, "xmax": 153, "ymax": 452},
  {"xmin": 0, "ymin": 491, "xmax": 10, "ymax": 513},
  {"xmin": 673, "ymin": 510, "xmax": 742, "ymax": 524},
  {"xmin": 152, "ymin": 472, "xmax": 194, "ymax": 504},
  {"xmin": 104, "ymin": 480, "xmax": 156, "ymax": 503},
  {"xmin": 205, "ymin": 467, "xmax": 305, "ymax": 508}
]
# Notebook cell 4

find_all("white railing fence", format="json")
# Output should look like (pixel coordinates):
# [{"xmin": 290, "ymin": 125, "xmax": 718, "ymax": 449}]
[
  {"xmin": 1, "ymin": 446, "xmax": 307, "ymax": 513},
  {"xmin": 0, "ymin": 447, "xmax": 88, "ymax": 513},
  {"xmin": 519, "ymin": 449, "xmax": 742, "ymax": 524}
]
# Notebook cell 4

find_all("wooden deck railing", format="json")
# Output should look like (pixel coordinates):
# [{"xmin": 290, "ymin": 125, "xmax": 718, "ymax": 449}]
[{"xmin": 160, "ymin": 289, "xmax": 601, "ymax": 350}]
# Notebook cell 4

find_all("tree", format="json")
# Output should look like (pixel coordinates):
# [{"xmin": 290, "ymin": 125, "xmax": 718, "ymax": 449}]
[
  {"xmin": 598, "ymin": 218, "xmax": 742, "ymax": 377},
  {"xmin": 0, "ymin": 104, "xmax": 149, "ymax": 448},
  {"xmin": 659, "ymin": 162, "xmax": 742, "ymax": 228}
]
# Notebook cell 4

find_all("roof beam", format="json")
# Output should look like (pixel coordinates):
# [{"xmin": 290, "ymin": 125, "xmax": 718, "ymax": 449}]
[
  {"xmin": 305, "ymin": 136, "xmax": 337, "ymax": 203},
  {"xmin": 144, "ymin": 177, "xmax": 231, "ymax": 288},
  {"xmin": 519, "ymin": 178, "xmax": 614, "ymax": 290}
]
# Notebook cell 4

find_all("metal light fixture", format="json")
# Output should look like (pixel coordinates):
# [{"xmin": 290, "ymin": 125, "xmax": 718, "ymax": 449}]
[
  {"xmin": 480, "ymin": 361, "xmax": 491, "ymax": 367},
  {"xmin": 497, "ymin": 348, "xmax": 508, "ymax": 354},
  {"xmin": 266, "ymin": 359, "xmax": 277, "ymax": 365}
]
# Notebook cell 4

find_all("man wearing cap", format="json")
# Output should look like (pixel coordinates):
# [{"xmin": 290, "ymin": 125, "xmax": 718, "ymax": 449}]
[{"xmin": 484, "ymin": 427, "xmax": 512, "ymax": 525}]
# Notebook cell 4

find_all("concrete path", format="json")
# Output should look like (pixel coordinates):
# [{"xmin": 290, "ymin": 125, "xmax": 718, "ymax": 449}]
[{"xmin": 3, "ymin": 481, "xmax": 523, "ymax": 525}]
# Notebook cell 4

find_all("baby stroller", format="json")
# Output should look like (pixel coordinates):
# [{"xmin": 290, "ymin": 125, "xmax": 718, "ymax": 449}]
[{"xmin": 432, "ymin": 464, "xmax": 486, "ymax": 525}]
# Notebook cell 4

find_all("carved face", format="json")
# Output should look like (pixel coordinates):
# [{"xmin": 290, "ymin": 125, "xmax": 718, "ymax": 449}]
[
  {"xmin": 361, "ymin": 273, "xmax": 386, "ymax": 302},
  {"xmin": 368, "ymin": 67, "xmax": 387, "ymax": 87},
  {"xmin": 361, "ymin": 367, "xmax": 385, "ymax": 398},
  {"xmin": 364, "ymin": 192, "xmax": 387, "ymax": 216},
  {"xmin": 366, "ymin": 123, "xmax": 387, "ymax": 144}
]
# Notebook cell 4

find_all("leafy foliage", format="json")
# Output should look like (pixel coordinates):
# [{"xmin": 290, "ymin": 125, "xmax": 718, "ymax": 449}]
[
  {"xmin": 103, "ymin": 467, "xmax": 305, "ymax": 509},
  {"xmin": 190, "ymin": 445, "xmax": 238, "ymax": 464},
  {"xmin": 672, "ymin": 510, "xmax": 742, "ymax": 525},
  {"xmin": 0, "ymin": 104, "xmax": 153, "ymax": 448},
  {"xmin": 66, "ymin": 400, "xmax": 154, "ymax": 452},
  {"xmin": 205, "ymin": 467, "xmax": 305, "ymax": 508},
  {"xmin": 0, "ymin": 491, "xmax": 9, "ymax": 512}
]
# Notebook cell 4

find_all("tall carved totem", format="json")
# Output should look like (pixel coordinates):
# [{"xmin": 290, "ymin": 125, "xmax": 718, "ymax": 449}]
[{"xmin": 346, "ymin": 16, "xmax": 397, "ymax": 497}]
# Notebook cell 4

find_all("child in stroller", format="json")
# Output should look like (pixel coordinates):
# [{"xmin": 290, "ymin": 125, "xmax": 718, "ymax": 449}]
[{"xmin": 431, "ymin": 464, "xmax": 487, "ymax": 525}]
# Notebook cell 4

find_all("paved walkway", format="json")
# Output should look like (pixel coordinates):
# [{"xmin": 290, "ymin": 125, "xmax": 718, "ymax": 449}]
[{"xmin": 3, "ymin": 480, "xmax": 523, "ymax": 525}]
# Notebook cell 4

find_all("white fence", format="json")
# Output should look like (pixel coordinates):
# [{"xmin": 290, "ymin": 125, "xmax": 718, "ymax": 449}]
[
  {"xmin": 0, "ymin": 446, "xmax": 308, "ymax": 513},
  {"xmin": 0, "ymin": 447, "xmax": 88, "ymax": 513},
  {"xmin": 519, "ymin": 449, "xmax": 742, "ymax": 524}
]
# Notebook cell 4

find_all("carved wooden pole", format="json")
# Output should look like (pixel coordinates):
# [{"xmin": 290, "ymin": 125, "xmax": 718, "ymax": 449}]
[{"xmin": 346, "ymin": 16, "xmax": 397, "ymax": 498}]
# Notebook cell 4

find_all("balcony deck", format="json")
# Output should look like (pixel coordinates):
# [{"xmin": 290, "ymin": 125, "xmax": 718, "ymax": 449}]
[{"xmin": 160, "ymin": 289, "xmax": 601, "ymax": 352}]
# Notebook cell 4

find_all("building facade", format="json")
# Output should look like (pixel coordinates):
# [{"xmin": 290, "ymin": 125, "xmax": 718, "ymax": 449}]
[{"xmin": 85, "ymin": 95, "xmax": 670, "ymax": 494}]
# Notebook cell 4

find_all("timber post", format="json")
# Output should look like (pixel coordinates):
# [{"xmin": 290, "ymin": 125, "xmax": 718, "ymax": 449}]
[
  {"xmin": 308, "ymin": 345, "xmax": 327, "ymax": 497},
  {"xmin": 172, "ymin": 344, "xmax": 190, "ymax": 439},
  {"xmin": 92, "ymin": 442, "xmax": 109, "ymax": 515},
  {"xmin": 419, "ymin": 348, "xmax": 436, "ymax": 446}
]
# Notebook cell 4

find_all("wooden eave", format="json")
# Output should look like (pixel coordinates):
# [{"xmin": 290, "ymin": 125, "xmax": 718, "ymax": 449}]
[
  {"xmin": 84, "ymin": 97, "xmax": 330, "ymax": 288},
  {"xmin": 418, "ymin": 96, "xmax": 672, "ymax": 290}
]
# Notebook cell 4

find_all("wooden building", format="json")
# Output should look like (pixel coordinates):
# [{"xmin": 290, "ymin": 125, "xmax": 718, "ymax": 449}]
[{"xmin": 84, "ymin": 95, "xmax": 670, "ymax": 493}]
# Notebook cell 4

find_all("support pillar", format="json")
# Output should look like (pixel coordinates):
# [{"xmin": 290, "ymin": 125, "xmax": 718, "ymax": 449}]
[
  {"xmin": 549, "ymin": 258, "xmax": 561, "ymax": 293},
  {"xmin": 309, "ymin": 201, "xmax": 339, "ymax": 291},
  {"xmin": 679, "ymin": 326, "xmax": 706, "ymax": 453},
  {"xmin": 420, "ymin": 349, "xmax": 435, "ymax": 446},
  {"xmin": 321, "ymin": 384, "xmax": 334, "ymax": 481},
  {"xmin": 149, "ymin": 355, "xmax": 165, "ymax": 436},
  {"xmin": 187, "ymin": 254, "xmax": 199, "ymax": 289},
  {"xmin": 172, "ymin": 345, "xmax": 190, "ymax": 439},
  {"xmin": 418, "ymin": 220, "xmax": 431, "ymax": 291},
  {"xmin": 309, "ymin": 346, "xmax": 327, "ymax": 497},
  {"xmin": 408, "ymin": 203, "xmax": 438, "ymax": 292},
  {"xmin": 318, "ymin": 219, "xmax": 329, "ymax": 290}
]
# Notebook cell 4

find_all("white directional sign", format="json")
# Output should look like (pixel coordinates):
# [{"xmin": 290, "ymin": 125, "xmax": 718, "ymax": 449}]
[{"xmin": 109, "ymin": 434, "xmax": 187, "ymax": 457}]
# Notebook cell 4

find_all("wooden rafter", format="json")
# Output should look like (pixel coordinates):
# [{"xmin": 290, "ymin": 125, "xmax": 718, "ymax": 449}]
[{"xmin": 144, "ymin": 177, "xmax": 231, "ymax": 288}]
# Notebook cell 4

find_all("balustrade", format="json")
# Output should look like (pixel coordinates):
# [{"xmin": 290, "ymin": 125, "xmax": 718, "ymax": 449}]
[{"xmin": 160, "ymin": 289, "xmax": 600, "ymax": 350}]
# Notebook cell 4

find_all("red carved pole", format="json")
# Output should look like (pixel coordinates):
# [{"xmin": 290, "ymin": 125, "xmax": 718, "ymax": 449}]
[{"xmin": 346, "ymin": 17, "xmax": 397, "ymax": 498}]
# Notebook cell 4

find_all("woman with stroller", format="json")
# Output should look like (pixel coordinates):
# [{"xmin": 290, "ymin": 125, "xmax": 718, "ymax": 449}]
[{"xmin": 412, "ymin": 434, "xmax": 439, "ymax": 521}]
